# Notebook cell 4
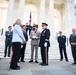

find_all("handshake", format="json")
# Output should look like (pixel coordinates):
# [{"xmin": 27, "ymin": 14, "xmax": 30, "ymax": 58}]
[
  {"xmin": 22, "ymin": 41, "xmax": 26, "ymax": 44},
  {"xmin": 32, "ymin": 36, "xmax": 38, "ymax": 39},
  {"xmin": 71, "ymin": 42, "xmax": 76, "ymax": 45}
]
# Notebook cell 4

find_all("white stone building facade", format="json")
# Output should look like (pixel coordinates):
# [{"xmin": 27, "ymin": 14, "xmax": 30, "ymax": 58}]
[{"xmin": 0, "ymin": 0, "xmax": 76, "ymax": 39}]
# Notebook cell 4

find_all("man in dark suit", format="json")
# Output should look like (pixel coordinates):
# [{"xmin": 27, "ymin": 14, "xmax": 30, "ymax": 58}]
[
  {"xmin": 69, "ymin": 28, "xmax": 76, "ymax": 65},
  {"xmin": 26, "ymin": 23, "xmax": 32, "ymax": 35},
  {"xmin": 19, "ymin": 25, "xmax": 28, "ymax": 62},
  {"xmin": 57, "ymin": 31, "xmax": 68, "ymax": 62},
  {"xmin": 32, "ymin": 23, "xmax": 35, "ymax": 30},
  {"xmin": 4, "ymin": 26, "xmax": 13, "ymax": 57},
  {"xmin": 1, "ymin": 28, "xmax": 3, "ymax": 36},
  {"xmin": 39, "ymin": 23, "xmax": 50, "ymax": 66}
]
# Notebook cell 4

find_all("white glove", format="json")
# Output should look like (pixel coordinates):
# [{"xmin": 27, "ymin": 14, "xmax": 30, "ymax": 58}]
[{"xmin": 44, "ymin": 42, "xmax": 47, "ymax": 47}]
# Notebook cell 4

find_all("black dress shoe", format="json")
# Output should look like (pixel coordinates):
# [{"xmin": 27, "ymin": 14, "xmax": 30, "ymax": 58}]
[
  {"xmin": 39, "ymin": 63, "xmax": 44, "ymax": 65},
  {"xmin": 4, "ymin": 56, "xmax": 6, "ymax": 57},
  {"xmin": 17, "ymin": 66, "xmax": 20, "ymax": 68},
  {"xmin": 60, "ymin": 59, "xmax": 63, "ymax": 61},
  {"xmin": 35, "ymin": 61, "xmax": 38, "ymax": 63},
  {"xmin": 21, "ymin": 60, "xmax": 25, "ymax": 62},
  {"xmin": 43, "ymin": 64, "xmax": 48, "ymax": 66},
  {"xmin": 39, "ymin": 63, "xmax": 43, "ymax": 65},
  {"xmin": 66, "ymin": 60, "xmax": 69, "ymax": 62},
  {"xmin": 72, "ymin": 62, "xmax": 76, "ymax": 65},
  {"xmin": 10, "ymin": 66, "xmax": 20, "ymax": 70},
  {"xmin": 39, "ymin": 63, "xmax": 48, "ymax": 66},
  {"xmin": 29, "ymin": 60, "xmax": 33, "ymax": 63},
  {"xmin": 8, "ymin": 55, "xmax": 10, "ymax": 57}
]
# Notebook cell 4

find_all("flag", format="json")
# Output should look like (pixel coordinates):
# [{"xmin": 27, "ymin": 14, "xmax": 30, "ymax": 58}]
[{"xmin": 29, "ymin": 12, "xmax": 32, "ymax": 25}]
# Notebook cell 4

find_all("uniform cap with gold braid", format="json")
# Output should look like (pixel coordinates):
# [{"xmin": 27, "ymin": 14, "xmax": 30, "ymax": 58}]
[{"xmin": 42, "ymin": 23, "xmax": 48, "ymax": 27}]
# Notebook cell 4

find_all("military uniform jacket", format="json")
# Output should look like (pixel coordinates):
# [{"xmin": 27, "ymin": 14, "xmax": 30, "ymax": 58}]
[
  {"xmin": 39, "ymin": 28, "xmax": 50, "ymax": 47},
  {"xmin": 57, "ymin": 35, "xmax": 66, "ymax": 47},
  {"xmin": 5, "ymin": 31, "xmax": 13, "ymax": 43}
]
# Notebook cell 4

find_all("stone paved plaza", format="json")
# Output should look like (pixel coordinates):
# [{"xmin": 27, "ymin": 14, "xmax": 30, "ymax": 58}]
[{"xmin": 0, "ymin": 58, "xmax": 76, "ymax": 75}]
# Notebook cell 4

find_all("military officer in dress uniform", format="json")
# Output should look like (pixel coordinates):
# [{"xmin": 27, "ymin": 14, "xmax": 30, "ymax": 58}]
[
  {"xmin": 39, "ymin": 23, "xmax": 50, "ymax": 66},
  {"xmin": 57, "ymin": 31, "xmax": 68, "ymax": 62},
  {"xmin": 4, "ymin": 26, "xmax": 13, "ymax": 57}
]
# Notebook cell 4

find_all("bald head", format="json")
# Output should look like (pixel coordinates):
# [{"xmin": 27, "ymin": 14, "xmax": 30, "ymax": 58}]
[{"xmin": 72, "ymin": 28, "xmax": 76, "ymax": 33}]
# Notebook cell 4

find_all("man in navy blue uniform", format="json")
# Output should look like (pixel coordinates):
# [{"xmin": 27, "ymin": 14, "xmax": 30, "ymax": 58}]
[
  {"xmin": 4, "ymin": 26, "xmax": 13, "ymax": 57},
  {"xmin": 57, "ymin": 31, "xmax": 68, "ymax": 62},
  {"xmin": 39, "ymin": 23, "xmax": 50, "ymax": 66}
]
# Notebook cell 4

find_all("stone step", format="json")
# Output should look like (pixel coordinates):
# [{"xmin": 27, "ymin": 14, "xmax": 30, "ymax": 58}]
[{"xmin": 0, "ymin": 35, "xmax": 73, "ymax": 60}]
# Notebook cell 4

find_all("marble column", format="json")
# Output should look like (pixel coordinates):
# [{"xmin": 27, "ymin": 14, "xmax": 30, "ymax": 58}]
[
  {"xmin": 48, "ymin": 0, "xmax": 54, "ymax": 41},
  {"xmin": 18, "ymin": 0, "xmax": 25, "ymax": 23},
  {"xmin": 6, "ymin": 0, "xmax": 15, "ymax": 30},
  {"xmin": 13, "ymin": 1, "xmax": 19, "ymax": 22},
  {"xmin": 38, "ymin": 0, "xmax": 46, "ymax": 31},
  {"xmin": 0, "ymin": 9, "xmax": 3, "ymax": 29},
  {"xmin": 65, "ymin": 0, "xmax": 75, "ymax": 37},
  {"xmin": 39, "ymin": 0, "xmax": 45, "ymax": 26}
]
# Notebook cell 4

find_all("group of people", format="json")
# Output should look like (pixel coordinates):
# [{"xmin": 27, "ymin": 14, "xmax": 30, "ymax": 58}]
[
  {"xmin": 57, "ymin": 28, "xmax": 76, "ymax": 65},
  {"xmin": 4, "ymin": 19, "xmax": 50, "ymax": 70},
  {"xmin": 4, "ymin": 18, "xmax": 76, "ymax": 70}
]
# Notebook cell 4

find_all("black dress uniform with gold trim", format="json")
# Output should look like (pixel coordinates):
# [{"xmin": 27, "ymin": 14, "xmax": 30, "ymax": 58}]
[{"xmin": 39, "ymin": 28, "xmax": 50, "ymax": 65}]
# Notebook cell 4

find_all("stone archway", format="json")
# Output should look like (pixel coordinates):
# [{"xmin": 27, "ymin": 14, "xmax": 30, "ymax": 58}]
[{"xmin": 23, "ymin": 4, "xmax": 38, "ymax": 25}]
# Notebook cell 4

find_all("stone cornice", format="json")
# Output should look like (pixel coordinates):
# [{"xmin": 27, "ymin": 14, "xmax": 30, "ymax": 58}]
[{"xmin": 64, "ymin": 0, "xmax": 74, "ymax": 3}]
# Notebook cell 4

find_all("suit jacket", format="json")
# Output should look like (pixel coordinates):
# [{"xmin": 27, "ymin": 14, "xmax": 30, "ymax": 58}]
[
  {"xmin": 23, "ymin": 30, "xmax": 28, "ymax": 42},
  {"xmin": 39, "ymin": 28, "xmax": 50, "ymax": 47},
  {"xmin": 57, "ymin": 35, "xmax": 66, "ymax": 47},
  {"xmin": 5, "ymin": 31, "xmax": 13, "ymax": 43},
  {"xmin": 69, "ymin": 33, "xmax": 76, "ymax": 46},
  {"xmin": 26, "ymin": 25, "xmax": 32, "ymax": 30},
  {"xmin": 30, "ymin": 30, "xmax": 40, "ymax": 45}
]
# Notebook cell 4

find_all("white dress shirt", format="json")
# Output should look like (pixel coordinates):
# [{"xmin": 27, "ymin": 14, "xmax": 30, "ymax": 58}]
[{"xmin": 12, "ymin": 24, "xmax": 25, "ymax": 43}]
